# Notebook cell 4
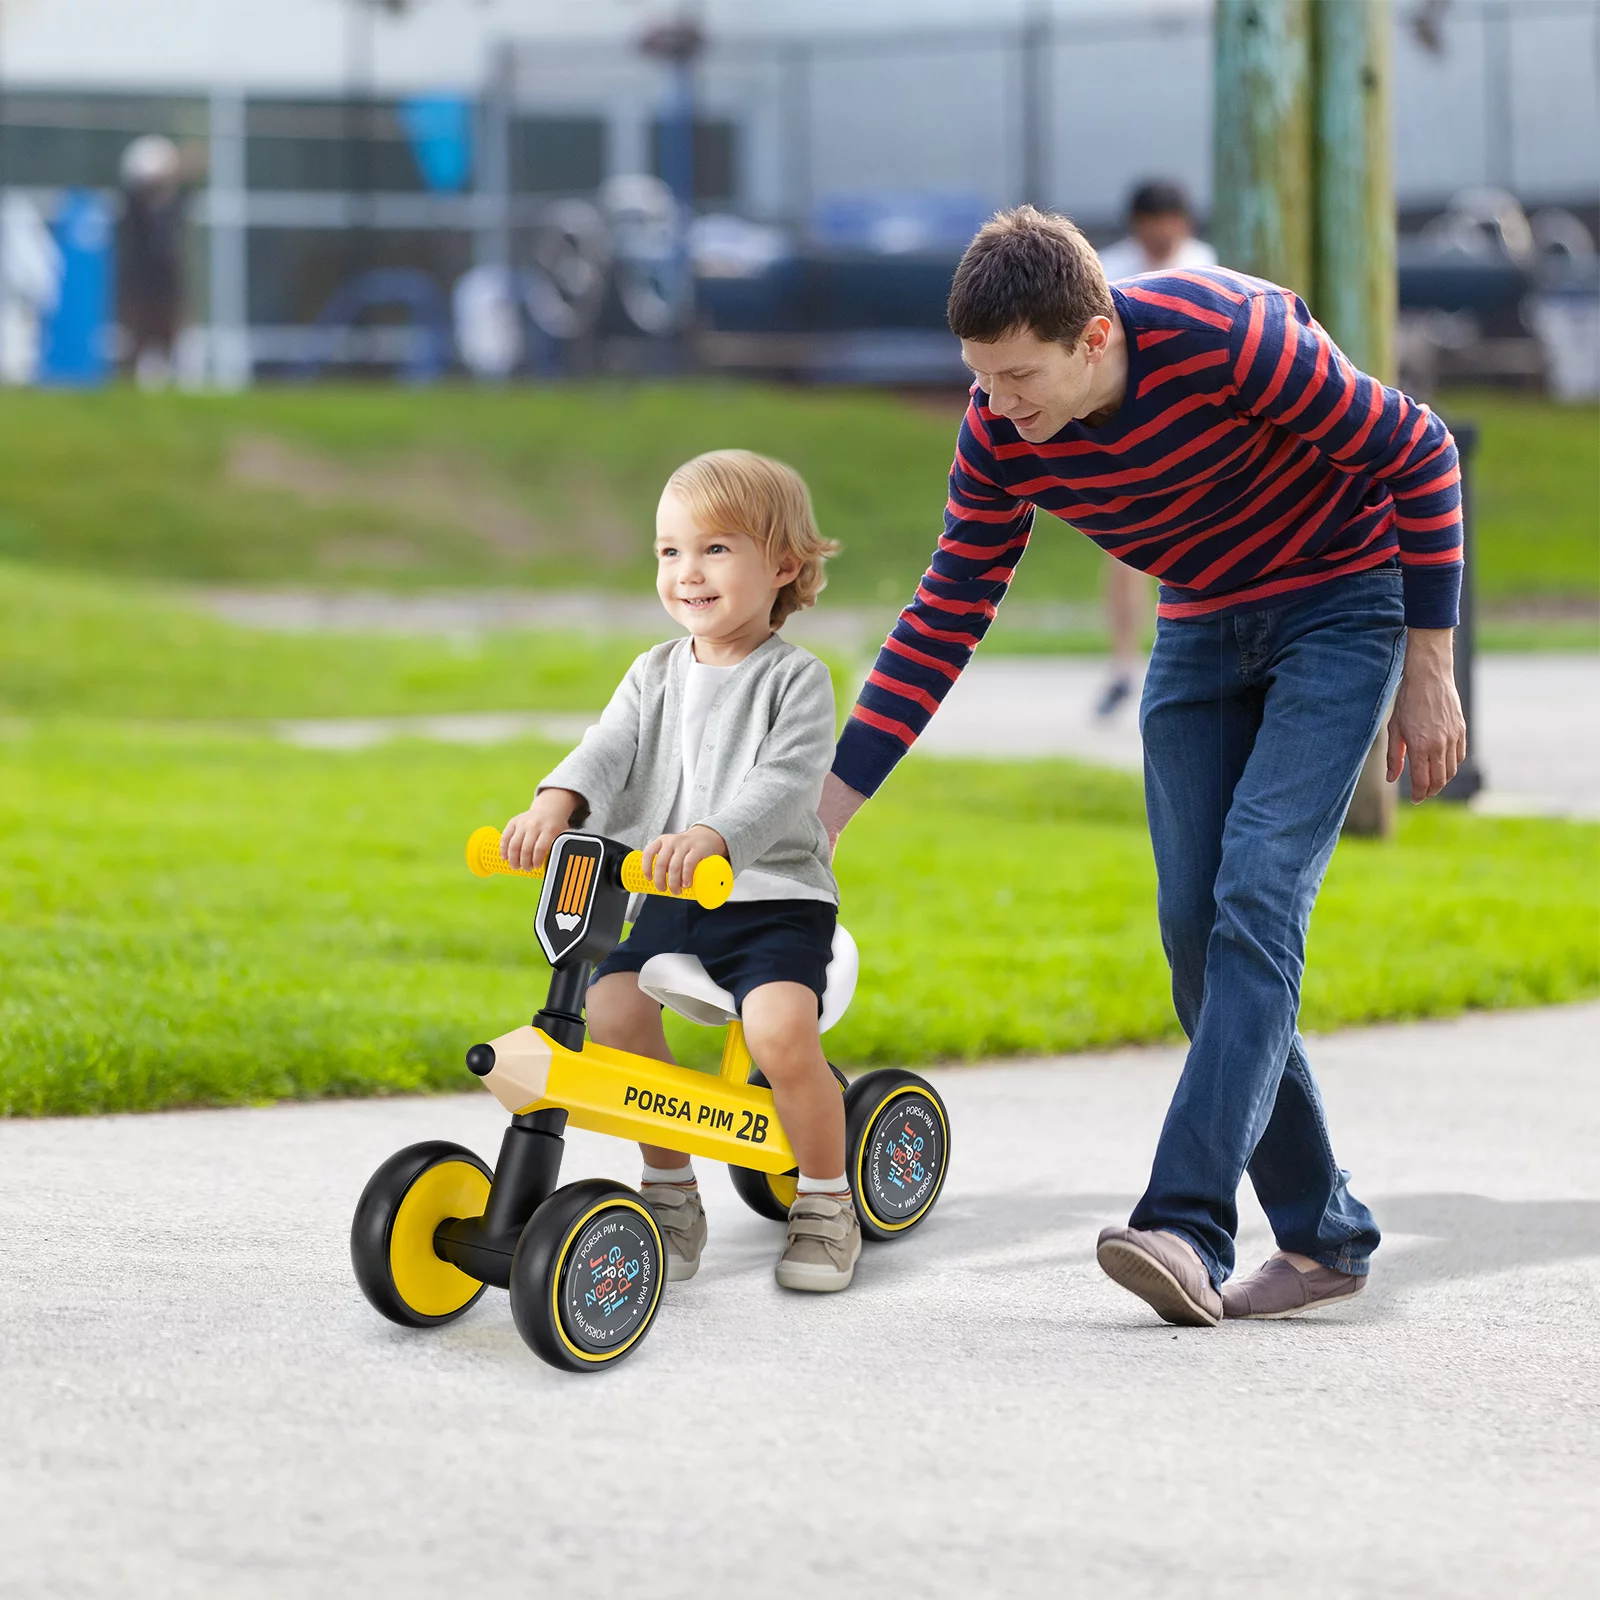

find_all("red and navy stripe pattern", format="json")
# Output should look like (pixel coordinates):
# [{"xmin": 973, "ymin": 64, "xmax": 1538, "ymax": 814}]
[{"xmin": 834, "ymin": 268, "xmax": 1462, "ymax": 796}]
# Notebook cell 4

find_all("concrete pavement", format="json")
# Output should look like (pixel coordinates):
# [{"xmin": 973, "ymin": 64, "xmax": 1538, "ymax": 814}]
[
  {"xmin": 261, "ymin": 652, "xmax": 1599, "ymax": 819},
  {"xmin": 3, "ymin": 1003, "xmax": 1597, "ymax": 1599},
  {"xmin": 206, "ymin": 582, "xmax": 1600, "ymax": 814},
  {"xmin": 1464, "ymin": 652, "xmax": 1600, "ymax": 818},
  {"xmin": 875, "ymin": 652, "xmax": 1600, "ymax": 819}
]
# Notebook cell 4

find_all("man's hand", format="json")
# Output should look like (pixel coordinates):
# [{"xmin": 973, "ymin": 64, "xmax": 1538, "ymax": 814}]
[
  {"xmin": 1386, "ymin": 628, "xmax": 1467, "ymax": 802},
  {"xmin": 642, "ymin": 824, "xmax": 728, "ymax": 895},
  {"xmin": 817, "ymin": 772, "xmax": 868, "ymax": 856},
  {"xmin": 500, "ymin": 788, "xmax": 583, "ymax": 872}
]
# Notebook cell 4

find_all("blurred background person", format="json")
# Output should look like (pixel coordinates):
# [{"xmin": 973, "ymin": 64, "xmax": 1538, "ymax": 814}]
[
  {"xmin": 1095, "ymin": 180, "xmax": 1218, "ymax": 717},
  {"xmin": 1097, "ymin": 178, "xmax": 1217, "ymax": 283},
  {"xmin": 116, "ymin": 135, "xmax": 189, "ymax": 387}
]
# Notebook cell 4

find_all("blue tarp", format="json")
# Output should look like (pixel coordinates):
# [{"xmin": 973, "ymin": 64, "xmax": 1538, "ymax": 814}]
[{"xmin": 39, "ymin": 190, "xmax": 112, "ymax": 386}]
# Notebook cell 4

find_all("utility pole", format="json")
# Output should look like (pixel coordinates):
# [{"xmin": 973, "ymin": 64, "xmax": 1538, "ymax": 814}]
[
  {"xmin": 207, "ymin": 87, "xmax": 250, "ymax": 388},
  {"xmin": 1314, "ymin": 0, "xmax": 1394, "ymax": 387},
  {"xmin": 345, "ymin": 0, "xmax": 377, "ymax": 299},
  {"xmin": 1315, "ymin": 0, "xmax": 1398, "ymax": 836},
  {"xmin": 477, "ymin": 40, "xmax": 513, "ymax": 273},
  {"xmin": 1211, "ymin": 0, "xmax": 1313, "ymax": 299},
  {"xmin": 1214, "ymin": 0, "xmax": 1404, "ymax": 836}
]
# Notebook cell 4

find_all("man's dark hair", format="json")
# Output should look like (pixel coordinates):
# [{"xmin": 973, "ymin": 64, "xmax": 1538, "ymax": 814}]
[
  {"xmin": 1128, "ymin": 180, "xmax": 1193, "ymax": 221},
  {"xmin": 946, "ymin": 204, "xmax": 1114, "ymax": 349}
]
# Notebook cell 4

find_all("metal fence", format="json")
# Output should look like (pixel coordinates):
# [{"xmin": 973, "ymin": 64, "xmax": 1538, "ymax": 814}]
[{"xmin": 0, "ymin": 0, "xmax": 1594, "ymax": 384}]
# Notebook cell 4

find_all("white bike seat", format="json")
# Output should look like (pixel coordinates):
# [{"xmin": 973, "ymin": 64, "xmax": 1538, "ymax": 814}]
[{"xmin": 637, "ymin": 923, "xmax": 859, "ymax": 1035}]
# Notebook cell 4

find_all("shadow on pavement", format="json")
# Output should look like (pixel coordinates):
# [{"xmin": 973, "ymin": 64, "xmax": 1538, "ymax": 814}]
[
  {"xmin": 865, "ymin": 1190, "xmax": 1600, "ymax": 1297},
  {"xmin": 1371, "ymin": 1192, "xmax": 1600, "ymax": 1291},
  {"xmin": 385, "ymin": 1191, "xmax": 1600, "ymax": 1367}
]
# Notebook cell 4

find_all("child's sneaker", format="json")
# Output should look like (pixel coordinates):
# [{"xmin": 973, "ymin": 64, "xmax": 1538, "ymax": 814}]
[
  {"xmin": 641, "ymin": 1183, "xmax": 707, "ymax": 1282},
  {"xmin": 775, "ymin": 1193, "xmax": 861, "ymax": 1292}
]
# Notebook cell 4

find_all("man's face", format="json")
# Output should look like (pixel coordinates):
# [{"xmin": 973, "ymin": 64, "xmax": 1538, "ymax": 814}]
[
  {"xmin": 1130, "ymin": 211, "xmax": 1192, "ymax": 268},
  {"xmin": 960, "ymin": 323, "xmax": 1107, "ymax": 442}
]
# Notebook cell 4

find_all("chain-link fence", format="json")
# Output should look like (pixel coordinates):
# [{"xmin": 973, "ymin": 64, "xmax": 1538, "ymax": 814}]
[{"xmin": 0, "ymin": 0, "xmax": 1593, "ymax": 384}]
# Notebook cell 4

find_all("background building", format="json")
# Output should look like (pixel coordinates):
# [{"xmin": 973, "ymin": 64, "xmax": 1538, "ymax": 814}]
[{"xmin": 0, "ymin": 0, "xmax": 1594, "ymax": 383}]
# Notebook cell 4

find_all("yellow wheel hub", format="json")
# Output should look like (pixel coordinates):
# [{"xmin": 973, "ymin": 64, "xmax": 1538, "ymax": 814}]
[
  {"xmin": 389, "ymin": 1160, "xmax": 491, "ymax": 1317},
  {"xmin": 766, "ymin": 1173, "xmax": 798, "ymax": 1210}
]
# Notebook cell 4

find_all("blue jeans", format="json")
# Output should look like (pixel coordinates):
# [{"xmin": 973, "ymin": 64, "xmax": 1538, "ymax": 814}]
[{"xmin": 1130, "ymin": 565, "xmax": 1407, "ymax": 1287}]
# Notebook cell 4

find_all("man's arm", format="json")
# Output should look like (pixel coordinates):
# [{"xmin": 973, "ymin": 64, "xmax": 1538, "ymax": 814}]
[
  {"xmin": 827, "ymin": 399, "xmax": 1035, "ymax": 836},
  {"xmin": 1386, "ymin": 628, "xmax": 1467, "ymax": 801},
  {"xmin": 1230, "ymin": 291, "xmax": 1466, "ymax": 798},
  {"xmin": 818, "ymin": 770, "xmax": 867, "ymax": 852}
]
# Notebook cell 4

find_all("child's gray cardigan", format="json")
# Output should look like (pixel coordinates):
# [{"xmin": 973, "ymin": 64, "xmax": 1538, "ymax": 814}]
[{"xmin": 537, "ymin": 634, "xmax": 838, "ymax": 901}]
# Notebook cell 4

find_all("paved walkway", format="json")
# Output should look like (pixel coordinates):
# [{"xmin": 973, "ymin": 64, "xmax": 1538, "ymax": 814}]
[
  {"xmin": 3, "ymin": 1004, "xmax": 1597, "ymax": 1598},
  {"xmin": 1463, "ymin": 652, "xmax": 1600, "ymax": 817},
  {"xmin": 919, "ymin": 651, "xmax": 1600, "ymax": 818},
  {"xmin": 204, "ymin": 587, "xmax": 925, "ymax": 653},
  {"xmin": 269, "ymin": 653, "xmax": 1600, "ymax": 819}
]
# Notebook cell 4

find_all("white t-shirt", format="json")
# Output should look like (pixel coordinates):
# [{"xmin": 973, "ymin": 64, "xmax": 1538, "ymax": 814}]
[
  {"xmin": 663, "ymin": 650, "xmax": 834, "ymax": 905},
  {"xmin": 1096, "ymin": 234, "xmax": 1218, "ymax": 284},
  {"xmin": 663, "ymin": 656, "xmax": 733, "ymax": 837}
]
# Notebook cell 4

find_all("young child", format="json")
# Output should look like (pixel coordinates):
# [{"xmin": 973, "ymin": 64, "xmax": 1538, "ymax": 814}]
[{"xmin": 498, "ymin": 449, "xmax": 857, "ymax": 1292}]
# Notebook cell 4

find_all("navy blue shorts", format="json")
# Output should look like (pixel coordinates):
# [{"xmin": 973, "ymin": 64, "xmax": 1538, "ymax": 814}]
[{"xmin": 591, "ymin": 897, "xmax": 838, "ymax": 1015}]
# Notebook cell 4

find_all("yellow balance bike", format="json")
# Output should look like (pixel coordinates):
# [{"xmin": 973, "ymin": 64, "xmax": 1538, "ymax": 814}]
[{"xmin": 351, "ymin": 827, "xmax": 951, "ymax": 1372}]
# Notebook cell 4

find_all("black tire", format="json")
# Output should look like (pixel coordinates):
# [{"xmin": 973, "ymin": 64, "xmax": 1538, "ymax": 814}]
[
  {"xmin": 727, "ymin": 1162, "xmax": 795, "ymax": 1223},
  {"xmin": 351, "ymin": 1140, "xmax": 493, "ymax": 1328},
  {"xmin": 844, "ymin": 1069, "xmax": 951, "ymax": 1242},
  {"xmin": 509, "ymin": 1179, "xmax": 667, "ymax": 1372},
  {"xmin": 729, "ymin": 1062, "xmax": 850, "ymax": 1222}
]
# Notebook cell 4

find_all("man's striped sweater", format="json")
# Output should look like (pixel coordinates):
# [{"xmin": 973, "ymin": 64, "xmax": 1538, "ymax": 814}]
[{"xmin": 832, "ymin": 267, "xmax": 1463, "ymax": 798}]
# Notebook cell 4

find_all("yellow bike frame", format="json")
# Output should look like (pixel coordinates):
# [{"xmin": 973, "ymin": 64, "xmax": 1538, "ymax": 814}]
[
  {"xmin": 465, "ymin": 825, "xmax": 795, "ymax": 1174},
  {"xmin": 474, "ymin": 1018, "xmax": 795, "ymax": 1175}
]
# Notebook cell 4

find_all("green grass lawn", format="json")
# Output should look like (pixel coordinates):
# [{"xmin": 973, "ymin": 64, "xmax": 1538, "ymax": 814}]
[
  {"xmin": 0, "ymin": 384, "xmax": 1591, "ymax": 616},
  {"xmin": 0, "ymin": 560, "xmax": 658, "ymax": 721},
  {"xmin": 0, "ymin": 383, "xmax": 1106, "ymax": 606},
  {"xmin": 1, "ymin": 382, "xmax": 1593, "ymax": 1119},
  {"xmin": 3, "ymin": 724, "xmax": 1593, "ymax": 1116},
  {"xmin": 1437, "ymin": 390, "xmax": 1599, "ymax": 605}
]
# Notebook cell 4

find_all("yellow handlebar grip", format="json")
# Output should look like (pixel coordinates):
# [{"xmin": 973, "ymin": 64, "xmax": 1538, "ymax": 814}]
[
  {"xmin": 465, "ymin": 825, "xmax": 544, "ymax": 880},
  {"xmin": 466, "ymin": 826, "xmax": 732, "ymax": 908},
  {"xmin": 621, "ymin": 850, "xmax": 733, "ymax": 910}
]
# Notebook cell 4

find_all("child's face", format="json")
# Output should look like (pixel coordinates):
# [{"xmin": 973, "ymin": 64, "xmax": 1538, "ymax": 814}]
[{"xmin": 655, "ymin": 490, "xmax": 800, "ymax": 646}]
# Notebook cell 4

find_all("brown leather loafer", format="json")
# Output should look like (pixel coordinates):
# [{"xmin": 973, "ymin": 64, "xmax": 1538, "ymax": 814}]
[
  {"xmin": 1222, "ymin": 1256, "xmax": 1367, "ymax": 1319},
  {"xmin": 1096, "ymin": 1225, "xmax": 1222, "ymax": 1327}
]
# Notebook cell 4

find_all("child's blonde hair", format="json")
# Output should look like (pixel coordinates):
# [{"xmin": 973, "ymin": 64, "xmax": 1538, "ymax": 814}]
[{"xmin": 663, "ymin": 449, "xmax": 840, "ymax": 628}]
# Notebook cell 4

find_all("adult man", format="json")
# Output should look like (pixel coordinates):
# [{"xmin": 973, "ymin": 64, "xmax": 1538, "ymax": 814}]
[
  {"xmin": 1095, "ymin": 180, "xmax": 1219, "ymax": 717},
  {"xmin": 819, "ymin": 207, "xmax": 1465, "ymax": 1327}
]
